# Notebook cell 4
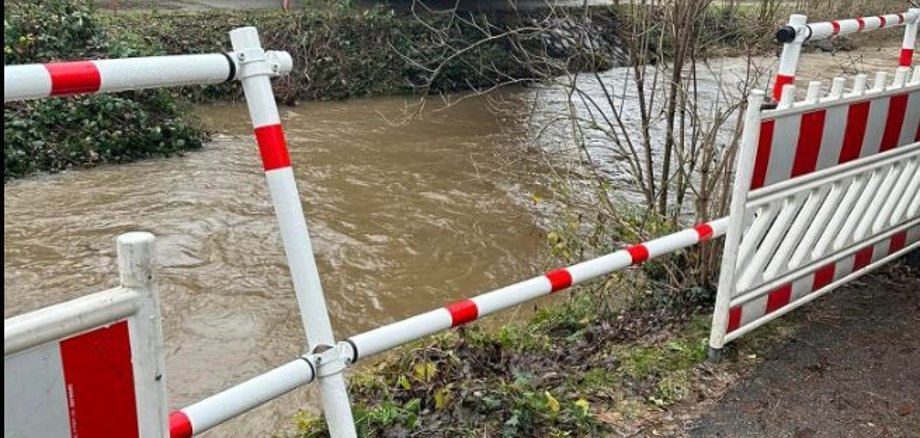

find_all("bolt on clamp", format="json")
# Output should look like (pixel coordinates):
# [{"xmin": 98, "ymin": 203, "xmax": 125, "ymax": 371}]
[{"xmin": 308, "ymin": 344, "xmax": 349, "ymax": 379}]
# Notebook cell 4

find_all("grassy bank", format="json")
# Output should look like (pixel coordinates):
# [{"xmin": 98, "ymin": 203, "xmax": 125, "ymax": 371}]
[{"xmin": 291, "ymin": 275, "xmax": 794, "ymax": 436}]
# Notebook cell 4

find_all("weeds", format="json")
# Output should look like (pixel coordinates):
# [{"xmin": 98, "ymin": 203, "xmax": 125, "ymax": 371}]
[{"xmin": 291, "ymin": 287, "xmax": 793, "ymax": 437}]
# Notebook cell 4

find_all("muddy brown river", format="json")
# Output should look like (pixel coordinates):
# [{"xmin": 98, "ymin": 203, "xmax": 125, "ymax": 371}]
[{"xmin": 3, "ymin": 48, "xmax": 902, "ymax": 436}]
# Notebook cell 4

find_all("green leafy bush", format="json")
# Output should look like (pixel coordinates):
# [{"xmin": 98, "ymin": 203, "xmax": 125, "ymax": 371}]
[
  {"xmin": 4, "ymin": 0, "xmax": 205, "ymax": 180},
  {"xmin": 4, "ymin": 91, "xmax": 205, "ymax": 179}
]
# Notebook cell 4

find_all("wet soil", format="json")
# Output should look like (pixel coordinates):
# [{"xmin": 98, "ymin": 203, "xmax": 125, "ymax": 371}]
[{"xmin": 690, "ymin": 259, "xmax": 920, "ymax": 438}]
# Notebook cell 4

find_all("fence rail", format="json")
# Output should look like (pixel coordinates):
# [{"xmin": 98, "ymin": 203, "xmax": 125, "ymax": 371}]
[{"xmin": 772, "ymin": 9, "xmax": 919, "ymax": 101}]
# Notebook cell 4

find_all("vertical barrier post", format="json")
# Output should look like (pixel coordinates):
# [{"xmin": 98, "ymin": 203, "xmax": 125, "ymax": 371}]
[
  {"xmin": 902, "ymin": 9, "xmax": 919, "ymax": 67},
  {"xmin": 708, "ymin": 91, "xmax": 766, "ymax": 361},
  {"xmin": 773, "ymin": 14, "xmax": 808, "ymax": 102},
  {"xmin": 228, "ymin": 27, "xmax": 357, "ymax": 437},
  {"xmin": 117, "ymin": 232, "xmax": 169, "ymax": 436}
]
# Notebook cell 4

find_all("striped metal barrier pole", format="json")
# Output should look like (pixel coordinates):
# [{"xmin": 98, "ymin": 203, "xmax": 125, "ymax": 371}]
[
  {"xmin": 902, "ymin": 8, "xmax": 920, "ymax": 67},
  {"xmin": 169, "ymin": 217, "xmax": 728, "ymax": 436},
  {"xmin": 218, "ymin": 27, "xmax": 357, "ymax": 438},
  {"xmin": 772, "ymin": 10, "xmax": 919, "ymax": 101},
  {"xmin": 344, "ymin": 218, "xmax": 727, "ymax": 361},
  {"xmin": 3, "ymin": 52, "xmax": 290, "ymax": 103},
  {"xmin": 169, "ymin": 358, "xmax": 316, "ymax": 438}
]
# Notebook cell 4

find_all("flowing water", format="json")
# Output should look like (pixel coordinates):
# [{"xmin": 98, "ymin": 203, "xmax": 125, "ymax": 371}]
[
  {"xmin": 4, "ymin": 93, "xmax": 549, "ymax": 436},
  {"xmin": 3, "ymin": 48, "xmax": 903, "ymax": 436}
]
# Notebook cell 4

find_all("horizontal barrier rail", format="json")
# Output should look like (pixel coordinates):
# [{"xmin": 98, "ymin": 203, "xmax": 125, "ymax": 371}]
[
  {"xmin": 169, "ymin": 217, "xmax": 729, "ymax": 436},
  {"xmin": 169, "ymin": 358, "xmax": 316, "ymax": 437},
  {"xmin": 772, "ymin": 8, "xmax": 919, "ymax": 101},
  {"xmin": 3, "ymin": 51, "xmax": 292, "ymax": 102},
  {"xmin": 4, "ymin": 287, "xmax": 140, "ymax": 356}
]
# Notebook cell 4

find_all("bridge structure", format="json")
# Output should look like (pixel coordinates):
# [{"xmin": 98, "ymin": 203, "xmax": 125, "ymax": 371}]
[{"xmin": 3, "ymin": 8, "xmax": 919, "ymax": 438}]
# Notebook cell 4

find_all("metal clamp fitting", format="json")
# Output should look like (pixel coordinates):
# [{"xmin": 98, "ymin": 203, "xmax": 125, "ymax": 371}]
[
  {"xmin": 228, "ymin": 50, "xmax": 293, "ymax": 80},
  {"xmin": 310, "ymin": 344, "xmax": 348, "ymax": 379},
  {"xmin": 235, "ymin": 48, "xmax": 273, "ymax": 80}
]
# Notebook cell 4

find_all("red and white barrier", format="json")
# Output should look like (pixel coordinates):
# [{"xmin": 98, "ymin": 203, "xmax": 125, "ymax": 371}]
[
  {"xmin": 4, "ymin": 233, "xmax": 168, "ymax": 438},
  {"xmin": 6, "ymin": 22, "xmax": 918, "ymax": 438},
  {"xmin": 229, "ymin": 27, "xmax": 357, "ymax": 437},
  {"xmin": 756, "ymin": 70, "xmax": 920, "ymax": 189},
  {"xmin": 724, "ymin": 225, "xmax": 920, "ymax": 342},
  {"xmin": 345, "ymin": 219, "xmax": 726, "ymax": 361},
  {"xmin": 3, "ymin": 52, "xmax": 292, "ymax": 102},
  {"xmin": 772, "ymin": 9, "xmax": 919, "ymax": 101},
  {"xmin": 709, "ymin": 67, "xmax": 920, "ymax": 359}
]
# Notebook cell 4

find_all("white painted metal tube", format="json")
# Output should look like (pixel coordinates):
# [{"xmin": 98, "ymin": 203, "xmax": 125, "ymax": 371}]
[
  {"xmin": 806, "ymin": 13, "xmax": 908, "ymax": 41},
  {"xmin": 229, "ymin": 26, "xmax": 357, "ymax": 438},
  {"xmin": 118, "ymin": 232, "xmax": 170, "ymax": 438},
  {"xmin": 169, "ymin": 358, "xmax": 316, "ymax": 437},
  {"xmin": 3, "ymin": 51, "xmax": 293, "ymax": 102},
  {"xmin": 901, "ymin": 9, "xmax": 920, "ymax": 67},
  {"xmin": 708, "ymin": 91, "xmax": 765, "ymax": 356},
  {"xmin": 773, "ymin": 14, "xmax": 807, "ymax": 102},
  {"xmin": 3, "ymin": 287, "xmax": 139, "ymax": 356},
  {"xmin": 346, "ymin": 217, "xmax": 729, "ymax": 361}
]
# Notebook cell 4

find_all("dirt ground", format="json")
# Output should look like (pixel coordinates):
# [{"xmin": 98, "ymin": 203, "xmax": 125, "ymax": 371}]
[{"xmin": 690, "ymin": 257, "xmax": 920, "ymax": 438}]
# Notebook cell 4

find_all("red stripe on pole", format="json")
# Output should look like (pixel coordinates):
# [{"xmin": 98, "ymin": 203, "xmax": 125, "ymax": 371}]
[
  {"xmin": 773, "ymin": 74, "xmax": 795, "ymax": 102},
  {"xmin": 253, "ymin": 124, "xmax": 292, "ymax": 171},
  {"xmin": 898, "ymin": 13, "xmax": 905, "ymax": 24},
  {"xmin": 853, "ymin": 246, "xmax": 874, "ymax": 271},
  {"xmin": 751, "ymin": 119, "xmax": 775, "ymax": 189},
  {"xmin": 916, "ymin": 118, "xmax": 920, "ymax": 142},
  {"xmin": 169, "ymin": 411, "xmax": 193, "ymax": 438},
  {"xmin": 889, "ymin": 231, "xmax": 908, "ymax": 254},
  {"xmin": 857, "ymin": 17, "xmax": 866, "ymax": 31},
  {"xmin": 627, "ymin": 244, "xmax": 649, "ymax": 265},
  {"xmin": 60, "ymin": 320, "xmax": 139, "ymax": 438},
  {"xmin": 831, "ymin": 21, "xmax": 841, "ymax": 35},
  {"xmin": 727, "ymin": 307, "xmax": 742, "ymax": 333},
  {"xmin": 545, "ymin": 268, "xmax": 573, "ymax": 293},
  {"xmin": 839, "ymin": 101, "xmax": 871, "ymax": 163},
  {"xmin": 791, "ymin": 109, "xmax": 827, "ymax": 177},
  {"xmin": 765, "ymin": 285, "xmax": 792, "ymax": 314},
  {"xmin": 880, "ymin": 94, "xmax": 908, "ymax": 152},
  {"xmin": 694, "ymin": 223, "xmax": 714, "ymax": 242},
  {"xmin": 812, "ymin": 264, "xmax": 836, "ymax": 291},
  {"xmin": 901, "ymin": 49, "xmax": 915, "ymax": 67},
  {"xmin": 445, "ymin": 299, "xmax": 478, "ymax": 327},
  {"xmin": 45, "ymin": 61, "xmax": 101, "ymax": 96},
  {"xmin": 878, "ymin": 16, "xmax": 887, "ymax": 27}
]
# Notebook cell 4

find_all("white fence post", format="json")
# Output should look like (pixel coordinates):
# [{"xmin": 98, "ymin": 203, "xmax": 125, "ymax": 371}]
[
  {"xmin": 228, "ymin": 26, "xmax": 356, "ymax": 437},
  {"xmin": 708, "ymin": 91, "xmax": 765, "ymax": 361},
  {"xmin": 902, "ymin": 9, "xmax": 919, "ymax": 67},
  {"xmin": 773, "ymin": 14, "xmax": 807, "ymax": 102},
  {"xmin": 117, "ymin": 232, "xmax": 170, "ymax": 436}
]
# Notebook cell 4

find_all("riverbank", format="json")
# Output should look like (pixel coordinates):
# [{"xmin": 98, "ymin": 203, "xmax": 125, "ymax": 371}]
[{"xmin": 292, "ymin": 262, "xmax": 919, "ymax": 436}]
